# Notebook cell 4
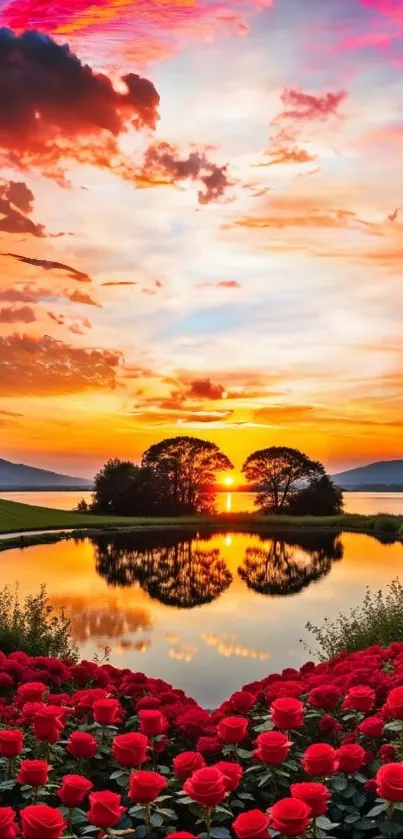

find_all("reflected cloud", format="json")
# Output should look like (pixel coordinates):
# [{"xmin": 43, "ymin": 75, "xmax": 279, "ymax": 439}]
[
  {"xmin": 50, "ymin": 594, "xmax": 153, "ymax": 642},
  {"xmin": 202, "ymin": 633, "xmax": 270, "ymax": 661}
]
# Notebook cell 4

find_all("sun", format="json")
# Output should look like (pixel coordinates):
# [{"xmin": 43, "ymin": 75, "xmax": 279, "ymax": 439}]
[{"xmin": 223, "ymin": 474, "xmax": 234, "ymax": 486}]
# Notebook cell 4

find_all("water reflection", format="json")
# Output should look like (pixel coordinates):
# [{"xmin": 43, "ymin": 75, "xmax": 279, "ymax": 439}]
[
  {"xmin": 91, "ymin": 529, "xmax": 342, "ymax": 607},
  {"xmin": 238, "ymin": 532, "xmax": 343, "ymax": 596}
]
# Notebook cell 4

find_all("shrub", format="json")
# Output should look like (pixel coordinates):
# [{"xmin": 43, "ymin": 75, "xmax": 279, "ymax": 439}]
[
  {"xmin": 305, "ymin": 578, "xmax": 403, "ymax": 659},
  {"xmin": 0, "ymin": 584, "xmax": 78, "ymax": 660},
  {"xmin": 371, "ymin": 515, "xmax": 402, "ymax": 534}
]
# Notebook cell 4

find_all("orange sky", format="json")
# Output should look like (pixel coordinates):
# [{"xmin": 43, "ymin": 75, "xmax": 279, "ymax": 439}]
[{"xmin": 0, "ymin": 0, "xmax": 402, "ymax": 477}]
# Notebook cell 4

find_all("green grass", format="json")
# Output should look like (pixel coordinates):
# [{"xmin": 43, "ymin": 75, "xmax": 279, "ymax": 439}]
[{"xmin": 0, "ymin": 498, "xmax": 402, "ymax": 542}]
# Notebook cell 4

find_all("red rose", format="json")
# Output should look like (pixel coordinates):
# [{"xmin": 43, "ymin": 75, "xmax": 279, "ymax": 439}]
[
  {"xmin": 67, "ymin": 731, "xmax": 98, "ymax": 760},
  {"xmin": 57, "ymin": 774, "xmax": 93, "ymax": 807},
  {"xmin": 377, "ymin": 764, "xmax": 403, "ymax": 801},
  {"xmin": 336, "ymin": 744, "xmax": 365, "ymax": 774},
  {"xmin": 88, "ymin": 791, "xmax": 125, "ymax": 828},
  {"xmin": 17, "ymin": 760, "xmax": 49, "ymax": 786},
  {"xmin": 319, "ymin": 715, "xmax": 342, "ymax": 735},
  {"xmin": 138, "ymin": 709, "xmax": 167, "ymax": 736},
  {"xmin": 129, "ymin": 770, "xmax": 168, "ymax": 803},
  {"xmin": 0, "ymin": 807, "xmax": 18, "ymax": 839},
  {"xmin": 291, "ymin": 782, "xmax": 330, "ymax": 817},
  {"xmin": 254, "ymin": 731, "xmax": 291, "ymax": 765},
  {"xmin": 112, "ymin": 733, "xmax": 148, "ymax": 768},
  {"xmin": 166, "ymin": 834, "xmax": 198, "ymax": 839},
  {"xmin": 33, "ymin": 707, "xmax": 64, "ymax": 744},
  {"xmin": 173, "ymin": 752, "xmax": 206, "ymax": 780},
  {"xmin": 269, "ymin": 798, "xmax": 312, "ymax": 837},
  {"xmin": 229, "ymin": 691, "xmax": 256, "ymax": 714},
  {"xmin": 196, "ymin": 736, "xmax": 222, "ymax": 755},
  {"xmin": 380, "ymin": 744, "xmax": 396, "ymax": 764},
  {"xmin": 271, "ymin": 698, "xmax": 304, "ymax": 730},
  {"xmin": 345, "ymin": 686, "xmax": 375, "ymax": 713},
  {"xmin": 93, "ymin": 698, "xmax": 120, "ymax": 726},
  {"xmin": 215, "ymin": 761, "xmax": 243, "ymax": 792},
  {"xmin": 386, "ymin": 687, "xmax": 403, "ymax": 720},
  {"xmin": 218, "ymin": 716, "xmax": 248, "ymax": 744},
  {"xmin": 0, "ymin": 730, "xmax": 23, "ymax": 758},
  {"xmin": 233, "ymin": 809, "xmax": 270, "ymax": 839},
  {"xmin": 359, "ymin": 716, "xmax": 384, "ymax": 739},
  {"xmin": 302, "ymin": 744, "xmax": 338, "ymax": 776},
  {"xmin": 17, "ymin": 683, "xmax": 47, "ymax": 703},
  {"xmin": 21, "ymin": 804, "xmax": 66, "ymax": 839},
  {"xmin": 184, "ymin": 766, "xmax": 227, "ymax": 808},
  {"xmin": 308, "ymin": 685, "xmax": 341, "ymax": 712}
]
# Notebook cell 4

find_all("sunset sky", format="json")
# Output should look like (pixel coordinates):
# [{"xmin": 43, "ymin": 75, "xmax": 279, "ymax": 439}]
[{"xmin": 0, "ymin": 0, "xmax": 402, "ymax": 478}]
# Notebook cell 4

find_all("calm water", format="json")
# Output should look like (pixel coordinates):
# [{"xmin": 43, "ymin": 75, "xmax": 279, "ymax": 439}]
[
  {"xmin": 1, "ymin": 528, "xmax": 402, "ymax": 706},
  {"xmin": 2, "ymin": 489, "xmax": 403, "ymax": 515}
]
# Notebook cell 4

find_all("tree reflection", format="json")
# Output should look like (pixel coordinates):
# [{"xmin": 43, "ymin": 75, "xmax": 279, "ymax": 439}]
[
  {"xmin": 238, "ymin": 532, "xmax": 343, "ymax": 596},
  {"xmin": 93, "ymin": 531, "xmax": 232, "ymax": 608}
]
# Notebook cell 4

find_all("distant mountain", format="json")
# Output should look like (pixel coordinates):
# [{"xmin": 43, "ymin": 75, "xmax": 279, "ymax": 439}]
[
  {"xmin": 0, "ymin": 458, "xmax": 91, "ymax": 490},
  {"xmin": 332, "ymin": 459, "xmax": 403, "ymax": 489}
]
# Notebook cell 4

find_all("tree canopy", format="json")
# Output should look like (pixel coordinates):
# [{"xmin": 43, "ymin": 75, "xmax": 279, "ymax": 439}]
[
  {"xmin": 287, "ymin": 475, "xmax": 343, "ymax": 516},
  {"xmin": 91, "ymin": 459, "xmax": 160, "ymax": 515},
  {"xmin": 242, "ymin": 446, "xmax": 325, "ymax": 514}
]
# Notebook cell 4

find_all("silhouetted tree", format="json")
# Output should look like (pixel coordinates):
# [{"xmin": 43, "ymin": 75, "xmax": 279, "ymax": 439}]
[
  {"xmin": 242, "ymin": 446, "xmax": 325, "ymax": 513},
  {"xmin": 142, "ymin": 435, "xmax": 233, "ymax": 514},
  {"xmin": 238, "ymin": 532, "xmax": 343, "ymax": 596},
  {"xmin": 93, "ymin": 531, "xmax": 232, "ymax": 608},
  {"xmin": 287, "ymin": 475, "xmax": 343, "ymax": 515},
  {"xmin": 91, "ymin": 459, "xmax": 160, "ymax": 515},
  {"xmin": 75, "ymin": 499, "xmax": 89, "ymax": 512}
]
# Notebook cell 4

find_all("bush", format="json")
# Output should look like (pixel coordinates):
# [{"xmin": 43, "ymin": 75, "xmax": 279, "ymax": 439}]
[
  {"xmin": 371, "ymin": 515, "xmax": 402, "ymax": 534},
  {"xmin": 0, "ymin": 584, "xmax": 78, "ymax": 660},
  {"xmin": 1, "ymin": 646, "xmax": 403, "ymax": 837},
  {"xmin": 305, "ymin": 578, "xmax": 403, "ymax": 659}
]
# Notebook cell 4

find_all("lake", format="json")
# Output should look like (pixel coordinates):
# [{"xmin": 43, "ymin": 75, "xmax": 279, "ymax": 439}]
[
  {"xmin": 2, "ymin": 489, "xmax": 403, "ymax": 515},
  {"xmin": 1, "ymin": 527, "xmax": 402, "ymax": 706}
]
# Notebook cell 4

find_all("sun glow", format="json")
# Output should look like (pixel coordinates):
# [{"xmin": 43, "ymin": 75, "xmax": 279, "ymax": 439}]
[{"xmin": 223, "ymin": 474, "xmax": 234, "ymax": 486}]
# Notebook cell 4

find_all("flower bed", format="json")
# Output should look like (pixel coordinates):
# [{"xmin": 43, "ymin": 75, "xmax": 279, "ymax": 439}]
[{"xmin": 2, "ymin": 647, "xmax": 403, "ymax": 837}]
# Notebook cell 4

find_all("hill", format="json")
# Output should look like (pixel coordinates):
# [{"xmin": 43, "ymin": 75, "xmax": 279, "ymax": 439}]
[
  {"xmin": 0, "ymin": 458, "xmax": 91, "ymax": 490},
  {"xmin": 332, "ymin": 459, "xmax": 403, "ymax": 489}
]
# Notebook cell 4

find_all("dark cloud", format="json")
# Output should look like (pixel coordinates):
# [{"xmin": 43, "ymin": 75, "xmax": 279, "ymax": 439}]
[
  {"xmin": 2, "ymin": 252, "xmax": 92, "ymax": 282},
  {"xmin": 277, "ymin": 89, "xmax": 347, "ymax": 122},
  {"xmin": 188, "ymin": 378, "xmax": 226, "ymax": 400},
  {"xmin": 141, "ymin": 142, "xmax": 231, "ymax": 204},
  {"xmin": 0, "ymin": 29, "xmax": 160, "ymax": 171},
  {"xmin": 101, "ymin": 281, "xmax": 138, "ymax": 287},
  {"xmin": 0, "ymin": 333, "xmax": 121, "ymax": 395},
  {"xmin": 0, "ymin": 305, "xmax": 36, "ymax": 323},
  {"xmin": 0, "ymin": 180, "xmax": 45, "ymax": 237}
]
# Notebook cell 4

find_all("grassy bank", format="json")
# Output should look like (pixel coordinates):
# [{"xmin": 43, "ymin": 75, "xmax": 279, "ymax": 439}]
[{"xmin": 0, "ymin": 497, "xmax": 402, "ymax": 542}]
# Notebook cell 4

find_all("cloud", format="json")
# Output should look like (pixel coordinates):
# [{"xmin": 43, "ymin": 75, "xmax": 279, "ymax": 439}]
[
  {"xmin": 101, "ymin": 281, "xmax": 138, "ymax": 287},
  {"xmin": 0, "ymin": 305, "xmax": 36, "ymax": 323},
  {"xmin": 262, "ymin": 146, "xmax": 317, "ymax": 166},
  {"xmin": 188, "ymin": 377, "xmax": 227, "ymax": 400},
  {"xmin": 68, "ymin": 289, "xmax": 101, "ymax": 306},
  {"xmin": 197, "ymin": 280, "xmax": 241, "ymax": 289},
  {"xmin": 0, "ymin": 333, "xmax": 121, "ymax": 395},
  {"xmin": 2, "ymin": 252, "xmax": 92, "ymax": 282},
  {"xmin": 0, "ymin": 180, "xmax": 46, "ymax": 237},
  {"xmin": 276, "ymin": 89, "xmax": 347, "ymax": 122},
  {"xmin": 141, "ymin": 142, "xmax": 231, "ymax": 204}
]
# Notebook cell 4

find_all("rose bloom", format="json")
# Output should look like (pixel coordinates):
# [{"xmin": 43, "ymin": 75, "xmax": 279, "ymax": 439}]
[
  {"xmin": 138, "ymin": 709, "xmax": 167, "ymax": 736},
  {"xmin": 21, "ymin": 804, "xmax": 66, "ymax": 839},
  {"xmin": 88, "ymin": 791, "xmax": 125, "ymax": 828},
  {"xmin": 319, "ymin": 715, "xmax": 342, "ymax": 735},
  {"xmin": 112, "ymin": 733, "xmax": 148, "ymax": 768},
  {"xmin": 67, "ymin": 730, "xmax": 98, "ymax": 760},
  {"xmin": 302, "ymin": 744, "xmax": 338, "ymax": 776},
  {"xmin": 218, "ymin": 716, "xmax": 248, "ymax": 744},
  {"xmin": 215, "ymin": 761, "xmax": 243, "ymax": 792},
  {"xmin": 345, "ymin": 686, "xmax": 376, "ymax": 713},
  {"xmin": 291, "ymin": 782, "xmax": 330, "ymax": 817},
  {"xmin": 17, "ymin": 683, "xmax": 47, "ymax": 703},
  {"xmin": 359, "ymin": 716, "xmax": 384, "ymax": 739},
  {"xmin": 386, "ymin": 687, "xmax": 403, "ymax": 721},
  {"xmin": 166, "ymin": 834, "xmax": 198, "ymax": 839},
  {"xmin": 196, "ymin": 736, "xmax": 222, "ymax": 755},
  {"xmin": 271, "ymin": 698, "xmax": 304, "ymax": 730},
  {"xmin": 254, "ymin": 731, "xmax": 291, "ymax": 765},
  {"xmin": 336, "ymin": 744, "xmax": 365, "ymax": 774},
  {"xmin": 269, "ymin": 798, "xmax": 312, "ymax": 837},
  {"xmin": 93, "ymin": 698, "xmax": 120, "ymax": 726},
  {"xmin": 233, "ymin": 809, "xmax": 270, "ymax": 839},
  {"xmin": 173, "ymin": 752, "xmax": 206, "ymax": 780},
  {"xmin": 377, "ymin": 764, "xmax": 403, "ymax": 801},
  {"xmin": 0, "ymin": 807, "xmax": 18, "ymax": 839},
  {"xmin": 380, "ymin": 744, "xmax": 396, "ymax": 764},
  {"xmin": 17, "ymin": 760, "xmax": 49, "ymax": 786},
  {"xmin": 129, "ymin": 770, "xmax": 168, "ymax": 803},
  {"xmin": 184, "ymin": 766, "xmax": 227, "ymax": 808},
  {"xmin": 57, "ymin": 774, "xmax": 93, "ymax": 808},
  {"xmin": 33, "ymin": 707, "xmax": 64, "ymax": 744},
  {"xmin": 308, "ymin": 684, "xmax": 341, "ymax": 712},
  {"xmin": 0, "ymin": 729, "xmax": 23, "ymax": 758},
  {"xmin": 229, "ymin": 691, "xmax": 256, "ymax": 714}
]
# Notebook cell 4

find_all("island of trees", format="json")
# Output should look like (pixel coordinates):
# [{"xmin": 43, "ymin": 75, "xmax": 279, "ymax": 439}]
[{"xmin": 78, "ymin": 436, "xmax": 342, "ymax": 517}]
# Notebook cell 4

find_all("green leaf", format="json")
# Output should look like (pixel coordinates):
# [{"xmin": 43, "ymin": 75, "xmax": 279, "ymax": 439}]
[
  {"xmin": 366, "ymin": 803, "xmax": 388, "ymax": 817},
  {"xmin": 254, "ymin": 722, "xmax": 274, "ymax": 732},
  {"xmin": 331, "ymin": 776, "xmax": 348, "ymax": 792},
  {"xmin": 110, "ymin": 770, "xmax": 129, "ymax": 781},
  {"xmin": 316, "ymin": 817, "xmax": 340, "ymax": 830},
  {"xmin": 151, "ymin": 812, "xmax": 164, "ymax": 827},
  {"xmin": 210, "ymin": 828, "xmax": 231, "ymax": 839},
  {"xmin": 238, "ymin": 793, "xmax": 255, "ymax": 801},
  {"xmin": 392, "ymin": 802, "xmax": 403, "ymax": 812},
  {"xmin": 134, "ymin": 827, "xmax": 148, "ymax": 839},
  {"xmin": 157, "ymin": 809, "xmax": 177, "ymax": 820},
  {"xmin": 237, "ymin": 749, "xmax": 252, "ymax": 759}
]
